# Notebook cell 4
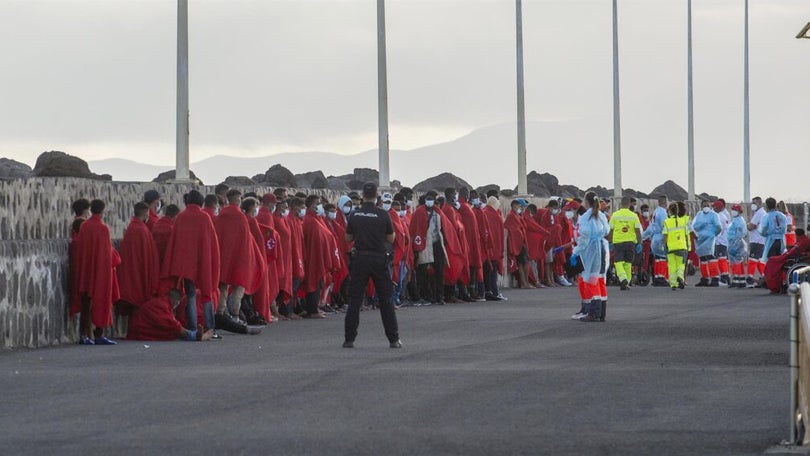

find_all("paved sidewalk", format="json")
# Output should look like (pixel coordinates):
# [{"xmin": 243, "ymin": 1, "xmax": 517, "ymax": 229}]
[{"xmin": 0, "ymin": 285, "xmax": 790, "ymax": 455}]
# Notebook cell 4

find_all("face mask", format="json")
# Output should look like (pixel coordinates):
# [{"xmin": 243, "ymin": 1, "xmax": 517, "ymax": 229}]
[
  {"xmin": 214, "ymin": 208, "xmax": 220, "ymax": 216},
  {"xmin": 565, "ymin": 211, "xmax": 575, "ymax": 219},
  {"xmin": 471, "ymin": 198, "xmax": 480, "ymax": 207},
  {"xmin": 731, "ymin": 210, "xmax": 739, "ymax": 217},
  {"xmin": 327, "ymin": 211, "xmax": 337, "ymax": 220},
  {"xmin": 316, "ymin": 204, "xmax": 324, "ymax": 216},
  {"xmin": 342, "ymin": 205, "xmax": 352, "ymax": 215},
  {"xmin": 382, "ymin": 203, "xmax": 392, "ymax": 211},
  {"xmin": 453, "ymin": 201, "xmax": 461, "ymax": 210},
  {"xmin": 406, "ymin": 200, "xmax": 414, "ymax": 208},
  {"xmin": 281, "ymin": 209, "xmax": 290, "ymax": 218},
  {"xmin": 298, "ymin": 208, "xmax": 306, "ymax": 218},
  {"xmin": 552, "ymin": 208, "xmax": 560, "ymax": 215},
  {"xmin": 751, "ymin": 203, "xmax": 759, "ymax": 212},
  {"xmin": 399, "ymin": 210, "xmax": 407, "ymax": 218},
  {"xmin": 425, "ymin": 199, "xmax": 435, "ymax": 208},
  {"xmin": 642, "ymin": 211, "xmax": 650, "ymax": 218},
  {"xmin": 254, "ymin": 208, "xmax": 260, "ymax": 217},
  {"xmin": 702, "ymin": 207, "xmax": 711, "ymax": 214},
  {"xmin": 516, "ymin": 207, "xmax": 523, "ymax": 214}
]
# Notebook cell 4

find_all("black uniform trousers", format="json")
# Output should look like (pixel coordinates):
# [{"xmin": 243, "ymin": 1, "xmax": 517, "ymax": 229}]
[{"xmin": 345, "ymin": 253, "xmax": 399, "ymax": 343}]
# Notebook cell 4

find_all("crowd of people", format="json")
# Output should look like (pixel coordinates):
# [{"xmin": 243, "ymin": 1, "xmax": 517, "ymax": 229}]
[{"xmin": 67, "ymin": 182, "xmax": 810, "ymax": 345}]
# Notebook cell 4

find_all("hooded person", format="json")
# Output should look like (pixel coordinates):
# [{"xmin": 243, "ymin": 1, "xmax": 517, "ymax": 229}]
[
  {"xmin": 727, "ymin": 204, "xmax": 749, "ymax": 288},
  {"xmin": 691, "ymin": 200, "xmax": 723, "ymax": 287},
  {"xmin": 152, "ymin": 204, "xmax": 180, "ymax": 268},
  {"xmin": 117, "ymin": 202, "xmax": 160, "ymax": 310},
  {"xmin": 570, "ymin": 192, "xmax": 610, "ymax": 322},
  {"xmin": 161, "ymin": 190, "xmax": 221, "ymax": 337},
  {"xmin": 482, "ymin": 195, "xmax": 506, "ymax": 300},
  {"xmin": 72, "ymin": 199, "xmax": 121, "ymax": 345},
  {"xmin": 214, "ymin": 189, "xmax": 265, "ymax": 330},
  {"xmin": 642, "ymin": 195, "xmax": 670, "ymax": 286},
  {"xmin": 143, "ymin": 189, "xmax": 162, "ymax": 232}
]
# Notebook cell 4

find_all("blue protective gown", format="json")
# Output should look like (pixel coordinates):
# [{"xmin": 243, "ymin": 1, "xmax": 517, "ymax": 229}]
[
  {"xmin": 691, "ymin": 209, "xmax": 722, "ymax": 257},
  {"xmin": 757, "ymin": 210, "xmax": 788, "ymax": 260},
  {"xmin": 573, "ymin": 208, "xmax": 610, "ymax": 285},
  {"xmin": 727, "ymin": 216, "xmax": 748, "ymax": 263},
  {"xmin": 643, "ymin": 206, "xmax": 668, "ymax": 257}
]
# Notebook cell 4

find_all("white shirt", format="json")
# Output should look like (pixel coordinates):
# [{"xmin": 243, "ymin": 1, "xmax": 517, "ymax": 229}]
[
  {"xmin": 748, "ymin": 207, "xmax": 766, "ymax": 244},
  {"xmin": 716, "ymin": 209, "xmax": 730, "ymax": 246}
]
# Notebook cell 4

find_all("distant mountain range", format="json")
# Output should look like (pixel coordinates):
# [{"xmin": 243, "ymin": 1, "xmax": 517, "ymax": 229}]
[{"xmin": 88, "ymin": 119, "xmax": 605, "ymax": 189}]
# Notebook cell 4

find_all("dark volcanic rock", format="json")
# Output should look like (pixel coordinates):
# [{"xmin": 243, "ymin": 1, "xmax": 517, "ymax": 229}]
[
  {"xmin": 585, "ymin": 186, "xmax": 613, "ymax": 198},
  {"xmin": 221, "ymin": 176, "xmax": 256, "ymax": 187},
  {"xmin": 476, "ymin": 184, "xmax": 501, "ymax": 197},
  {"xmin": 252, "ymin": 174, "xmax": 266, "ymax": 184},
  {"xmin": 152, "ymin": 169, "xmax": 201, "ymax": 184},
  {"xmin": 33, "ymin": 151, "xmax": 111, "ymax": 180},
  {"xmin": 326, "ymin": 177, "xmax": 350, "ymax": 191},
  {"xmin": 524, "ymin": 171, "xmax": 559, "ymax": 197},
  {"xmin": 258, "ymin": 164, "xmax": 296, "ymax": 188},
  {"xmin": 500, "ymin": 189, "xmax": 516, "ymax": 197},
  {"xmin": 558, "ymin": 185, "xmax": 583, "ymax": 199},
  {"xmin": 650, "ymin": 180, "xmax": 688, "ymax": 201},
  {"xmin": 0, "ymin": 158, "xmax": 33, "ymax": 180},
  {"xmin": 342, "ymin": 168, "xmax": 379, "ymax": 189},
  {"xmin": 295, "ymin": 171, "xmax": 328, "ymax": 189},
  {"xmin": 413, "ymin": 172, "xmax": 472, "ymax": 193},
  {"xmin": 698, "ymin": 192, "xmax": 718, "ymax": 202},
  {"xmin": 623, "ymin": 188, "xmax": 650, "ymax": 199}
]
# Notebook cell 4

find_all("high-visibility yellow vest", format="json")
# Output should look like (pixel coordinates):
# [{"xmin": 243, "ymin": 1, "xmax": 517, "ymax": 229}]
[
  {"xmin": 662, "ymin": 215, "xmax": 690, "ymax": 251},
  {"xmin": 609, "ymin": 208, "xmax": 641, "ymax": 244}
]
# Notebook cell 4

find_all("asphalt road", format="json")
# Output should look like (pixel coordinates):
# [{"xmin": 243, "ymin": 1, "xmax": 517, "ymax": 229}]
[{"xmin": 0, "ymin": 284, "xmax": 791, "ymax": 455}]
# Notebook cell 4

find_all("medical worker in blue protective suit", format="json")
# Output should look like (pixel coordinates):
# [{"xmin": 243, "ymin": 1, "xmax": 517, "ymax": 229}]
[
  {"xmin": 726, "ymin": 204, "xmax": 749, "ymax": 288},
  {"xmin": 642, "ymin": 195, "xmax": 669, "ymax": 286},
  {"xmin": 691, "ymin": 200, "xmax": 723, "ymax": 287},
  {"xmin": 570, "ymin": 191, "xmax": 610, "ymax": 322},
  {"xmin": 757, "ymin": 197, "xmax": 788, "ymax": 263}
]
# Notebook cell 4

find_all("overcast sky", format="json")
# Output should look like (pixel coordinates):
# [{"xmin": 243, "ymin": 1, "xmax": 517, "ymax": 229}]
[{"xmin": 1, "ymin": 0, "xmax": 809, "ymax": 201}]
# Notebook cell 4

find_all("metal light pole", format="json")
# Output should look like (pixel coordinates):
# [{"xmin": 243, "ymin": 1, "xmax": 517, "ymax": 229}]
[
  {"xmin": 515, "ymin": 0, "xmax": 528, "ymax": 195},
  {"xmin": 743, "ymin": 0, "xmax": 750, "ymax": 203},
  {"xmin": 175, "ymin": 0, "xmax": 190, "ymax": 182},
  {"xmin": 687, "ymin": 0, "xmax": 695, "ymax": 202},
  {"xmin": 612, "ymin": 0, "xmax": 622, "ymax": 198},
  {"xmin": 377, "ymin": 0, "xmax": 390, "ymax": 188}
]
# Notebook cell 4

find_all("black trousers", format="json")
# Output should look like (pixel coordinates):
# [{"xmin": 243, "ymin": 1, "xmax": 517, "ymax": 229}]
[
  {"xmin": 483, "ymin": 259, "xmax": 500, "ymax": 296},
  {"xmin": 345, "ymin": 254, "xmax": 399, "ymax": 343},
  {"xmin": 416, "ymin": 242, "xmax": 446, "ymax": 302}
]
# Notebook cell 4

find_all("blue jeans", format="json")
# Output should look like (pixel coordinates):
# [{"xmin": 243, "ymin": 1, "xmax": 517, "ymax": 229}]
[
  {"xmin": 393, "ymin": 262, "xmax": 408, "ymax": 304},
  {"xmin": 184, "ymin": 279, "xmax": 214, "ymax": 331}
]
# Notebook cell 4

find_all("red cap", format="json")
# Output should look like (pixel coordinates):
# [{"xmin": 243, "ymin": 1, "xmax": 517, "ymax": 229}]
[
  {"xmin": 262, "ymin": 194, "xmax": 277, "ymax": 204},
  {"xmin": 731, "ymin": 204, "xmax": 743, "ymax": 212},
  {"xmin": 563, "ymin": 201, "xmax": 580, "ymax": 211},
  {"xmin": 712, "ymin": 200, "xmax": 723, "ymax": 210}
]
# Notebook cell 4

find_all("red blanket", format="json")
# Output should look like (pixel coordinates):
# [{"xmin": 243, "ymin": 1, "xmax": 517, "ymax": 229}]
[
  {"xmin": 215, "ymin": 204, "xmax": 263, "ymax": 293},
  {"xmin": 117, "ymin": 217, "xmax": 159, "ymax": 307},
  {"xmin": 273, "ymin": 213, "xmax": 293, "ymax": 296},
  {"xmin": 73, "ymin": 214, "xmax": 121, "ymax": 328},
  {"xmin": 126, "ymin": 295, "xmax": 183, "ymax": 341},
  {"xmin": 161, "ymin": 204, "xmax": 220, "ymax": 301},
  {"xmin": 302, "ymin": 213, "xmax": 336, "ymax": 294}
]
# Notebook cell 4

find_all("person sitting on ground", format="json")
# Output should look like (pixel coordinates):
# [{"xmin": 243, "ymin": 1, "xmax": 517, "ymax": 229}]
[{"xmin": 127, "ymin": 288, "xmax": 213, "ymax": 341}]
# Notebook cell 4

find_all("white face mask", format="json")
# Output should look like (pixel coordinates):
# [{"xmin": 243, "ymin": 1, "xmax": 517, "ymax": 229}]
[
  {"xmin": 565, "ymin": 211, "xmax": 575, "ymax": 219},
  {"xmin": 425, "ymin": 199, "xmax": 435, "ymax": 208},
  {"xmin": 472, "ymin": 198, "xmax": 480, "ymax": 207},
  {"xmin": 214, "ymin": 207, "xmax": 220, "ymax": 216},
  {"xmin": 298, "ymin": 208, "xmax": 306, "ymax": 218},
  {"xmin": 702, "ymin": 207, "xmax": 711, "ymax": 214},
  {"xmin": 731, "ymin": 210, "xmax": 739, "ymax": 217},
  {"xmin": 316, "ymin": 204, "xmax": 324, "ymax": 216},
  {"xmin": 516, "ymin": 207, "xmax": 523, "ymax": 214},
  {"xmin": 342, "ymin": 204, "xmax": 352, "ymax": 215},
  {"xmin": 751, "ymin": 203, "xmax": 759, "ymax": 212},
  {"xmin": 642, "ymin": 211, "xmax": 650, "ymax": 218},
  {"xmin": 552, "ymin": 208, "xmax": 560, "ymax": 215},
  {"xmin": 281, "ymin": 209, "xmax": 290, "ymax": 218},
  {"xmin": 453, "ymin": 201, "xmax": 461, "ymax": 210},
  {"xmin": 382, "ymin": 203, "xmax": 392, "ymax": 211},
  {"xmin": 327, "ymin": 211, "xmax": 337, "ymax": 220},
  {"xmin": 253, "ymin": 207, "xmax": 259, "ymax": 217},
  {"xmin": 406, "ymin": 200, "xmax": 414, "ymax": 208},
  {"xmin": 399, "ymin": 210, "xmax": 407, "ymax": 218}
]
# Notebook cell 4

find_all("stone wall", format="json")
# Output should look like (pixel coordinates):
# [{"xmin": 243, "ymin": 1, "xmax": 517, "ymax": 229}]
[{"xmin": 0, "ymin": 177, "xmax": 342, "ymax": 349}]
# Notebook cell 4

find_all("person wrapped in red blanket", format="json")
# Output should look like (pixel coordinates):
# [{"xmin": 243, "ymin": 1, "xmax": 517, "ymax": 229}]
[{"xmin": 765, "ymin": 228, "xmax": 810, "ymax": 293}]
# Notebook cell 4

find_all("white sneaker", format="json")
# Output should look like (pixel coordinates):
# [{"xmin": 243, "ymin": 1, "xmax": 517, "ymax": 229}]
[
  {"xmin": 558, "ymin": 276, "xmax": 573, "ymax": 287},
  {"xmin": 571, "ymin": 312, "xmax": 586, "ymax": 320}
]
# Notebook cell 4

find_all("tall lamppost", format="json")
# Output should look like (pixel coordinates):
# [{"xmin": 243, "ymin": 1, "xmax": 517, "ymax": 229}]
[
  {"xmin": 377, "ymin": 0, "xmax": 390, "ymax": 188},
  {"xmin": 175, "ymin": 0, "xmax": 191, "ymax": 182},
  {"xmin": 612, "ymin": 0, "xmax": 623, "ymax": 199},
  {"xmin": 515, "ymin": 0, "xmax": 528, "ymax": 195},
  {"xmin": 742, "ymin": 0, "xmax": 750, "ymax": 203},
  {"xmin": 686, "ymin": 0, "xmax": 695, "ymax": 202}
]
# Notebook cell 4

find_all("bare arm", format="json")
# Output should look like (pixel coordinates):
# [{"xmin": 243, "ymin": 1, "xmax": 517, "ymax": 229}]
[{"xmin": 386, "ymin": 232, "xmax": 395, "ymax": 244}]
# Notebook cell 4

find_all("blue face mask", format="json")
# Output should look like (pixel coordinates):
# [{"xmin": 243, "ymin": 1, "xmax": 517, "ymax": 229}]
[
  {"xmin": 425, "ymin": 199, "xmax": 435, "ymax": 208},
  {"xmin": 316, "ymin": 204, "xmax": 325, "ymax": 216}
]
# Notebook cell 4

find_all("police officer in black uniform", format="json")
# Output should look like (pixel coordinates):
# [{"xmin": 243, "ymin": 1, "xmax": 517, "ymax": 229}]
[{"xmin": 343, "ymin": 182, "xmax": 402, "ymax": 348}]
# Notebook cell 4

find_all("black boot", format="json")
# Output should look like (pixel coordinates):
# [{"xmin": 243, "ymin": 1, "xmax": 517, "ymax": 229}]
[{"xmin": 599, "ymin": 300, "xmax": 606, "ymax": 322}]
